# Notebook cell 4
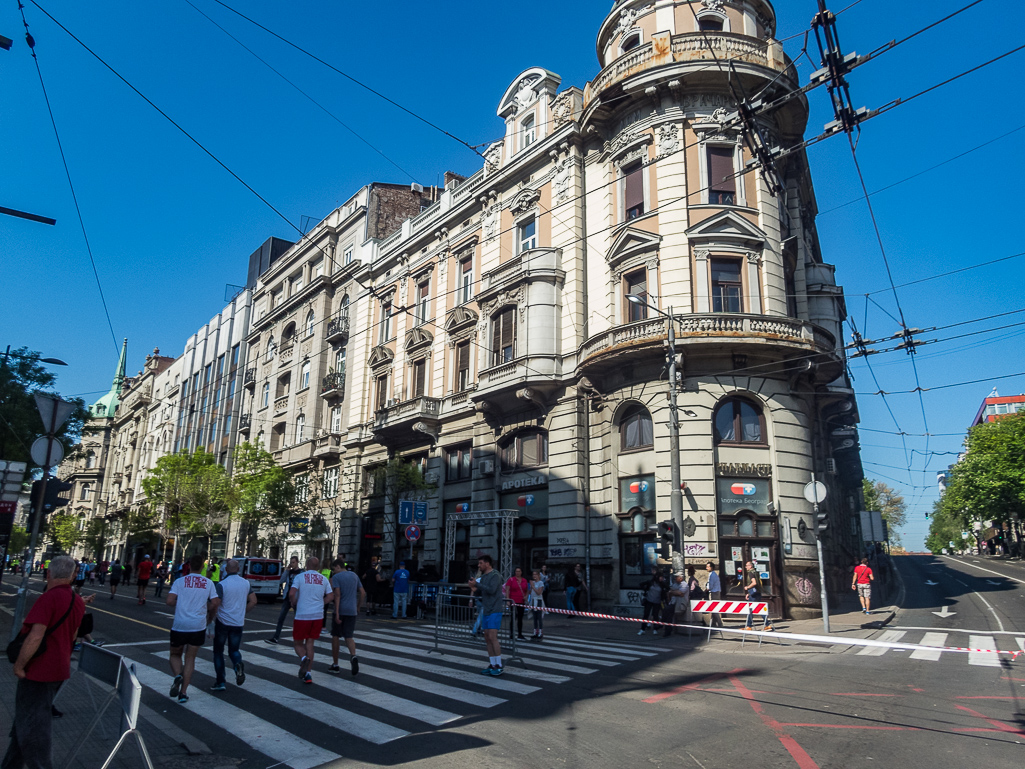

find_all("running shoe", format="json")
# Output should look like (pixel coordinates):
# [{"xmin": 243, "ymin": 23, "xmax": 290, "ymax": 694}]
[
  {"xmin": 210, "ymin": 683, "xmax": 226, "ymax": 692},
  {"xmin": 328, "ymin": 664, "xmax": 341, "ymax": 674},
  {"xmin": 177, "ymin": 695, "xmax": 189, "ymax": 704},
  {"xmin": 299, "ymin": 656, "xmax": 310, "ymax": 679},
  {"xmin": 350, "ymin": 656, "xmax": 359, "ymax": 677},
  {"xmin": 170, "ymin": 675, "xmax": 183, "ymax": 698},
  {"xmin": 234, "ymin": 661, "xmax": 246, "ymax": 686},
  {"xmin": 489, "ymin": 666, "xmax": 505, "ymax": 676},
  {"xmin": 303, "ymin": 672, "xmax": 313, "ymax": 685},
  {"xmin": 481, "ymin": 665, "xmax": 496, "ymax": 675},
  {"xmin": 72, "ymin": 643, "xmax": 82, "ymax": 651},
  {"xmin": 265, "ymin": 637, "xmax": 279, "ymax": 644}
]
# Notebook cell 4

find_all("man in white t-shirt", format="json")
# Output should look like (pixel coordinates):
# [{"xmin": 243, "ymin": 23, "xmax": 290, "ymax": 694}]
[
  {"xmin": 166, "ymin": 554, "xmax": 220, "ymax": 704},
  {"xmin": 211, "ymin": 559, "xmax": 257, "ymax": 692},
  {"xmin": 288, "ymin": 556, "xmax": 333, "ymax": 684}
]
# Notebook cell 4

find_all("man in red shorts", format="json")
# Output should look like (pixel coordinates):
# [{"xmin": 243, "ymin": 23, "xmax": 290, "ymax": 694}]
[
  {"xmin": 288, "ymin": 556, "xmax": 333, "ymax": 684},
  {"xmin": 136, "ymin": 554, "xmax": 153, "ymax": 605}
]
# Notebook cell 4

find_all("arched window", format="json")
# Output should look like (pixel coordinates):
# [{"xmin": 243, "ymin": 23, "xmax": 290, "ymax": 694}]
[
  {"xmin": 619, "ymin": 405, "xmax": 653, "ymax": 450},
  {"xmin": 261, "ymin": 382, "xmax": 270, "ymax": 409},
  {"xmin": 340, "ymin": 294, "xmax": 350, "ymax": 316},
  {"xmin": 305, "ymin": 310, "xmax": 315, "ymax": 337},
  {"xmin": 85, "ymin": 452, "xmax": 96, "ymax": 469},
  {"xmin": 300, "ymin": 359, "xmax": 311, "ymax": 390},
  {"xmin": 714, "ymin": 397, "xmax": 765, "ymax": 444},
  {"xmin": 295, "ymin": 414, "xmax": 306, "ymax": 445},
  {"xmin": 621, "ymin": 32, "xmax": 641, "ymax": 52},
  {"xmin": 500, "ymin": 429, "xmax": 548, "ymax": 472},
  {"xmin": 265, "ymin": 335, "xmax": 276, "ymax": 361},
  {"xmin": 283, "ymin": 322, "xmax": 296, "ymax": 344}
]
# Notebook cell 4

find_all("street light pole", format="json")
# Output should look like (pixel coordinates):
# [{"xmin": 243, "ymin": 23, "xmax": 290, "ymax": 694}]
[{"xmin": 627, "ymin": 295, "xmax": 685, "ymax": 573}]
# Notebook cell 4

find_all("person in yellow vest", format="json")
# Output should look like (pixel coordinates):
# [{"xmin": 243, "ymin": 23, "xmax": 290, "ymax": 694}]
[{"xmin": 42, "ymin": 559, "xmax": 51, "ymax": 580}]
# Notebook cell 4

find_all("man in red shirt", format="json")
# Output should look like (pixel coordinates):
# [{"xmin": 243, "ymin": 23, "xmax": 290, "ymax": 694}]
[
  {"xmin": 3, "ymin": 555, "xmax": 91, "ymax": 768},
  {"xmin": 852, "ymin": 558, "xmax": 874, "ymax": 614},
  {"xmin": 136, "ymin": 554, "xmax": 154, "ymax": 605}
]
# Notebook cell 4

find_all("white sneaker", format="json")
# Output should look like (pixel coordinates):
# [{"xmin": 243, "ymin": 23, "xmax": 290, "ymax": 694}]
[{"xmin": 637, "ymin": 629, "xmax": 645, "ymax": 635}]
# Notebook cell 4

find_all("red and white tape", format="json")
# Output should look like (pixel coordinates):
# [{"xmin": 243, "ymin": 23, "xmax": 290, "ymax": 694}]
[{"xmin": 511, "ymin": 603, "xmax": 1023, "ymax": 660}]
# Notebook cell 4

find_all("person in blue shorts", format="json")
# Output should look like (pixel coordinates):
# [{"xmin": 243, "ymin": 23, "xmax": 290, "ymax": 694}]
[{"xmin": 468, "ymin": 555, "xmax": 505, "ymax": 676}]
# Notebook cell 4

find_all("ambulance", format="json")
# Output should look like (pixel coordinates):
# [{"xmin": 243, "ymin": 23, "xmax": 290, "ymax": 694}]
[{"xmin": 232, "ymin": 556, "xmax": 283, "ymax": 601}]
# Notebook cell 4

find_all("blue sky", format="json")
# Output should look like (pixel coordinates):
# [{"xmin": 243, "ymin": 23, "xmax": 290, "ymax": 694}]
[{"xmin": 3, "ymin": 1, "xmax": 1023, "ymax": 549}]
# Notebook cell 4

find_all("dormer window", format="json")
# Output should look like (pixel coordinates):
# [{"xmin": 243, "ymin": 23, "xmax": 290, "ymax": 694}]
[
  {"xmin": 698, "ymin": 15, "xmax": 725, "ymax": 32},
  {"xmin": 621, "ymin": 32, "xmax": 641, "ymax": 52},
  {"xmin": 521, "ymin": 114, "xmax": 536, "ymax": 150}
]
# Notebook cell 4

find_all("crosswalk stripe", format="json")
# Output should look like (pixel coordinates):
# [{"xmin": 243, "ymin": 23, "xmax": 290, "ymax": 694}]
[
  {"xmin": 131, "ymin": 660, "xmax": 341, "ymax": 769},
  {"xmin": 400, "ymin": 622, "xmax": 666, "ymax": 654},
  {"xmin": 312, "ymin": 641, "xmax": 542, "ymax": 695},
  {"xmin": 909, "ymin": 632, "xmax": 947, "ymax": 661},
  {"xmin": 398, "ymin": 625, "xmax": 644, "ymax": 663},
  {"xmin": 363, "ymin": 628, "xmax": 600, "ymax": 674},
  {"xmin": 239, "ymin": 649, "xmax": 462, "ymax": 725},
  {"xmin": 857, "ymin": 630, "xmax": 906, "ymax": 656},
  {"xmin": 1016, "ymin": 638, "xmax": 1025, "ymax": 652},
  {"xmin": 159, "ymin": 653, "xmax": 410, "ymax": 744},
  {"xmin": 356, "ymin": 630, "xmax": 575, "ymax": 682},
  {"xmin": 968, "ymin": 635, "xmax": 1000, "ymax": 667},
  {"xmin": 247, "ymin": 642, "xmax": 506, "ymax": 708}
]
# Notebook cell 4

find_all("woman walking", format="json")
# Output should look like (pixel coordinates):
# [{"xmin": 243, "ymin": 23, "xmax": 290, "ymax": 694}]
[
  {"xmin": 503, "ymin": 567, "xmax": 529, "ymax": 640},
  {"xmin": 154, "ymin": 561, "xmax": 170, "ymax": 598},
  {"xmin": 528, "ymin": 569, "xmax": 545, "ymax": 641}
]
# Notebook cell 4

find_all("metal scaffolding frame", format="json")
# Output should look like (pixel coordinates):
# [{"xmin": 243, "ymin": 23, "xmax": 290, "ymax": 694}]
[{"xmin": 443, "ymin": 509, "xmax": 518, "ymax": 580}]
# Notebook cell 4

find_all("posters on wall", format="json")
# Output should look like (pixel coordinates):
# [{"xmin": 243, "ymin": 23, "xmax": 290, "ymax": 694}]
[
  {"xmin": 619, "ymin": 475, "xmax": 656, "ymax": 511},
  {"xmin": 716, "ymin": 477, "xmax": 771, "ymax": 514}
]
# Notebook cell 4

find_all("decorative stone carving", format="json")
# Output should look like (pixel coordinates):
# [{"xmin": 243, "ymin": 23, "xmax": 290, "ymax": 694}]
[
  {"xmin": 445, "ymin": 306, "xmax": 479, "ymax": 336},
  {"xmin": 514, "ymin": 77, "xmax": 540, "ymax": 111},
  {"xmin": 711, "ymin": 107, "xmax": 730, "ymax": 126},
  {"xmin": 656, "ymin": 123, "xmax": 680, "ymax": 158},
  {"xmin": 510, "ymin": 188, "xmax": 541, "ymax": 215},
  {"xmin": 746, "ymin": 251, "xmax": 762, "ymax": 265},
  {"xmin": 553, "ymin": 158, "xmax": 571, "ymax": 204},
  {"xmin": 551, "ymin": 93, "xmax": 573, "ymax": 127},
  {"xmin": 614, "ymin": 4, "xmax": 652, "ymax": 38},
  {"xmin": 297, "ymin": 394, "xmax": 307, "ymax": 410},
  {"xmin": 609, "ymin": 130, "xmax": 644, "ymax": 155},
  {"xmin": 702, "ymin": 0, "xmax": 725, "ymax": 13},
  {"xmin": 482, "ymin": 204, "xmax": 499, "ymax": 242},
  {"xmin": 367, "ymin": 345, "xmax": 395, "ymax": 370},
  {"xmin": 695, "ymin": 249, "xmax": 710, "ymax": 262},
  {"xmin": 405, "ymin": 326, "xmax": 434, "ymax": 353},
  {"xmin": 484, "ymin": 142, "xmax": 504, "ymax": 175},
  {"xmin": 300, "ymin": 340, "xmax": 312, "ymax": 357}
]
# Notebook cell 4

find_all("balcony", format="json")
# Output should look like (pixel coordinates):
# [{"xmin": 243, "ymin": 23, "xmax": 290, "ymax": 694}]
[
  {"xmin": 373, "ymin": 396, "xmax": 441, "ymax": 445},
  {"xmin": 243, "ymin": 367, "xmax": 256, "ymax": 388},
  {"xmin": 471, "ymin": 354, "xmax": 562, "ymax": 412},
  {"xmin": 584, "ymin": 32, "xmax": 794, "ymax": 105},
  {"xmin": 314, "ymin": 432, "xmax": 342, "ymax": 459},
  {"xmin": 325, "ymin": 314, "xmax": 350, "ymax": 344},
  {"xmin": 578, "ymin": 314, "xmax": 840, "ymax": 379},
  {"xmin": 481, "ymin": 248, "xmax": 561, "ymax": 296},
  {"xmin": 320, "ymin": 372, "xmax": 346, "ymax": 399},
  {"xmin": 273, "ymin": 395, "xmax": 289, "ymax": 415},
  {"xmin": 239, "ymin": 414, "xmax": 251, "ymax": 432},
  {"xmin": 278, "ymin": 344, "xmax": 295, "ymax": 366}
]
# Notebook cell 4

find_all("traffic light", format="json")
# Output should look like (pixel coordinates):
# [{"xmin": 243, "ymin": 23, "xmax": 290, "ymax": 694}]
[
  {"xmin": 656, "ymin": 520, "xmax": 677, "ymax": 559},
  {"xmin": 815, "ymin": 509, "xmax": 828, "ymax": 534},
  {"xmin": 27, "ymin": 478, "xmax": 72, "ymax": 529}
]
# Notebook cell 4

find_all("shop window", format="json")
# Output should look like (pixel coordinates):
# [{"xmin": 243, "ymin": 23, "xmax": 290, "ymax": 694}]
[
  {"xmin": 713, "ymin": 397, "xmax": 765, "ymax": 444},
  {"xmin": 619, "ymin": 510, "xmax": 656, "ymax": 589},
  {"xmin": 620, "ymin": 405, "xmax": 654, "ymax": 450},
  {"xmin": 500, "ymin": 429, "xmax": 548, "ymax": 472}
]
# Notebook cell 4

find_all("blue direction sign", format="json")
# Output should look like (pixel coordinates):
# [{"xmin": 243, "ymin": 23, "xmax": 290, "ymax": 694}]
[
  {"xmin": 405, "ymin": 525, "xmax": 421, "ymax": 542},
  {"xmin": 413, "ymin": 501, "xmax": 428, "ymax": 524},
  {"xmin": 399, "ymin": 500, "xmax": 428, "ymax": 524}
]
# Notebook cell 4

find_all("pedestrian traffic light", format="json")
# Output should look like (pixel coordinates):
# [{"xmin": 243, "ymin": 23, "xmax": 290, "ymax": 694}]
[
  {"xmin": 657, "ymin": 520, "xmax": 677, "ymax": 559},
  {"xmin": 28, "ymin": 478, "xmax": 72, "ymax": 527},
  {"xmin": 815, "ymin": 510, "xmax": 828, "ymax": 534}
]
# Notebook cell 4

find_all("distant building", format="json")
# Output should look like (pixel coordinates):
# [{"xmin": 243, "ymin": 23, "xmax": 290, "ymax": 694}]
[{"xmin": 970, "ymin": 389, "xmax": 1025, "ymax": 426}]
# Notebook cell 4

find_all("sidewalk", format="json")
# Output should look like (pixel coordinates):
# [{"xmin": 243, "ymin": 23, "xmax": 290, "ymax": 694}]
[{"xmin": 0, "ymin": 588, "xmax": 236, "ymax": 769}]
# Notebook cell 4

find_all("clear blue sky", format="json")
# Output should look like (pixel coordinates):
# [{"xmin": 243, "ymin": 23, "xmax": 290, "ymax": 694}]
[{"xmin": 3, "ymin": 1, "xmax": 1023, "ymax": 550}]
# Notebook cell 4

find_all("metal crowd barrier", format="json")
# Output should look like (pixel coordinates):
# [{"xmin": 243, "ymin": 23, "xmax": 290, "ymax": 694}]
[{"xmin": 430, "ymin": 585, "xmax": 523, "ymax": 666}]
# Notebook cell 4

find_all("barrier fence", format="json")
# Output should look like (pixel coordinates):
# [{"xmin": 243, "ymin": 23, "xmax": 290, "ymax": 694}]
[{"xmin": 432, "ymin": 585, "xmax": 523, "ymax": 666}]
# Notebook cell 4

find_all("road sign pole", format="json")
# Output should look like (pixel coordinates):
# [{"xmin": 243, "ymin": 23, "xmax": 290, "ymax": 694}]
[{"xmin": 810, "ymin": 473, "xmax": 830, "ymax": 635}]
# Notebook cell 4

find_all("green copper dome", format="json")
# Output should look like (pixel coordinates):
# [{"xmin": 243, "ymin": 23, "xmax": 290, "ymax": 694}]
[{"xmin": 90, "ymin": 339, "xmax": 128, "ymax": 419}]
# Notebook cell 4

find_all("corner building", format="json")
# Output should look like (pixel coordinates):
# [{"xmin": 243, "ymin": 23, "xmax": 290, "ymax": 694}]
[{"xmin": 255, "ymin": 0, "xmax": 864, "ymax": 618}]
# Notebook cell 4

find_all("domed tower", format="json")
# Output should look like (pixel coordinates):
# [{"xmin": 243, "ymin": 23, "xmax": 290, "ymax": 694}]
[{"xmin": 576, "ymin": 0, "xmax": 859, "ymax": 619}]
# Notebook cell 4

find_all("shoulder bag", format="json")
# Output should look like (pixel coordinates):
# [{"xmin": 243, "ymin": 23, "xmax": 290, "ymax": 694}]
[{"xmin": 7, "ymin": 593, "xmax": 76, "ymax": 664}]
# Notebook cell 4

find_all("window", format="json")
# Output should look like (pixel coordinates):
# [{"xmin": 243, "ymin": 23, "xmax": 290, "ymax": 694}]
[
  {"xmin": 276, "ymin": 373, "xmax": 290, "ymax": 399},
  {"xmin": 343, "ymin": 247, "xmax": 353, "ymax": 265},
  {"xmin": 623, "ymin": 161, "xmax": 645, "ymax": 220},
  {"xmin": 492, "ymin": 308, "xmax": 516, "ymax": 365},
  {"xmin": 80, "ymin": 483, "xmax": 92, "ymax": 501},
  {"xmin": 714, "ymin": 397, "xmax": 764, "ymax": 444},
  {"xmin": 711, "ymin": 258, "xmax": 743, "ymax": 313},
  {"xmin": 311, "ymin": 259, "xmax": 323, "ymax": 279},
  {"xmin": 415, "ymin": 281, "xmax": 430, "ymax": 326},
  {"xmin": 305, "ymin": 310, "xmax": 315, "ymax": 338},
  {"xmin": 330, "ymin": 405, "xmax": 341, "ymax": 433},
  {"xmin": 85, "ymin": 452, "xmax": 96, "ymax": 469},
  {"xmin": 624, "ymin": 269, "xmax": 648, "ymax": 322},
  {"xmin": 518, "ymin": 217, "xmax": 537, "ymax": 253},
  {"xmin": 290, "ymin": 274, "xmax": 303, "ymax": 295},
  {"xmin": 231, "ymin": 344, "xmax": 240, "ymax": 368},
  {"xmin": 411, "ymin": 359, "xmax": 427, "ymax": 398},
  {"xmin": 227, "ymin": 378, "xmax": 236, "ymax": 405},
  {"xmin": 620, "ymin": 405, "xmax": 654, "ymax": 450},
  {"xmin": 300, "ymin": 360, "xmax": 311, "ymax": 390},
  {"xmin": 266, "ymin": 335, "xmax": 276, "ymax": 361},
  {"xmin": 261, "ymin": 383, "xmax": 270, "ymax": 409},
  {"xmin": 621, "ymin": 32, "xmax": 641, "ymax": 52},
  {"xmin": 294, "ymin": 473, "xmax": 309, "ymax": 503},
  {"xmin": 335, "ymin": 347, "xmax": 346, "ymax": 375},
  {"xmin": 784, "ymin": 255, "xmax": 798, "ymax": 318},
  {"xmin": 256, "ymin": 429, "xmax": 265, "ymax": 447},
  {"xmin": 204, "ymin": 364, "xmax": 212, "ymax": 386},
  {"xmin": 698, "ymin": 17, "xmax": 724, "ymax": 31},
  {"xmin": 295, "ymin": 414, "xmax": 306, "ymax": 445},
  {"xmin": 460, "ymin": 257, "xmax": 474, "ymax": 303},
  {"xmin": 217, "ymin": 355, "xmax": 225, "ymax": 379},
  {"xmin": 375, "ymin": 374, "xmax": 390, "ymax": 410},
  {"xmin": 323, "ymin": 467, "xmax": 339, "ymax": 499},
  {"xmin": 707, "ymin": 146, "xmax": 737, "ymax": 205},
  {"xmin": 500, "ymin": 430, "xmax": 548, "ymax": 472},
  {"xmin": 455, "ymin": 341, "xmax": 471, "ymax": 391},
  {"xmin": 521, "ymin": 114, "xmax": 536, "ymax": 150},
  {"xmin": 379, "ymin": 300, "xmax": 392, "ymax": 344},
  {"xmin": 223, "ymin": 413, "xmax": 232, "ymax": 436},
  {"xmin": 446, "ymin": 444, "xmax": 473, "ymax": 481}
]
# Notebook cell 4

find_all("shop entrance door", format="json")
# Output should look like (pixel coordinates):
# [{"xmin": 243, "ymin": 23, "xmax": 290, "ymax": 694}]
[{"xmin": 719, "ymin": 540, "xmax": 783, "ymax": 618}]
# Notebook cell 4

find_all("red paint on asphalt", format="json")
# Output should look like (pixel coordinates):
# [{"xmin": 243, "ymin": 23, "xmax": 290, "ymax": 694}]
[
  {"xmin": 728, "ymin": 673, "xmax": 821, "ymax": 769},
  {"xmin": 828, "ymin": 693, "xmax": 899, "ymax": 697},
  {"xmin": 642, "ymin": 669, "xmax": 745, "ymax": 703},
  {"xmin": 955, "ymin": 704, "xmax": 1025, "ymax": 735},
  {"xmin": 776, "ymin": 723, "xmax": 914, "ymax": 730}
]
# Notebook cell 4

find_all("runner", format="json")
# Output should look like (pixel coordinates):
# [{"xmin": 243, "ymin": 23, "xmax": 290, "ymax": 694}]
[
  {"xmin": 166, "ymin": 554, "xmax": 220, "ymax": 704},
  {"xmin": 289, "ymin": 556, "xmax": 333, "ymax": 684},
  {"xmin": 108, "ymin": 559, "xmax": 123, "ymax": 599},
  {"xmin": 136, "ymin": 555, "xmax": 153, "ymax": 605},
  {"xmin": 328, "ymin": 558, "xmax": 365, "ymax": 677},
  {"xmin": 211, "ymin": 559, "xmax": 256, "ymax": 691}
]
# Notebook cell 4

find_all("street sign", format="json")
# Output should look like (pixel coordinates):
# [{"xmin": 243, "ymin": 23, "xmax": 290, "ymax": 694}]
[
  {"xmin": 404, "ymin": 525, "xmax": 421, "ymax": 542},
  {"xmin": 0, "ymin": 501, "xmax": 16, "ymax": 515},
  {"xmin": 803, "ymin": 481, "xmax": 827, "ymax": 505},
  {"xmin": 1, "ymin": 461, "xmax": 28, "ymax": 503},
  {"xmin": 399, "ymin": 501, "xmax": 428, "ymax": 525},
  {"xmin": 30, "ymin": 437, "xmax": 63, "ymax": 467},
  {"xmin": 33, "ymin": 393, "xmax": 76, "ymax": 433},
  {"xmin": 413, "ymin": 501, "xmax": 427, "ymax": 524}
]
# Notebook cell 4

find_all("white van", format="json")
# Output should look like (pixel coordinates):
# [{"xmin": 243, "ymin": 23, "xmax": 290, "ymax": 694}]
[{"xmin": 232, "ymin": 556, "xmax": 283, "ymax": 601}]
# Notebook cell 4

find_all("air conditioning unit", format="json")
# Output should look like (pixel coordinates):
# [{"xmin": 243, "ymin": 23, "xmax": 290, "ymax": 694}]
[
  {"xmin": 825, "ymin": 458, "xmax": 837, "ymax": 475},
  {"xmin": 480, "ymin": 459, "xmax": 494, "ymax": 474},
  {"xmin": 411, "ymin": 183, "xmax": 424, "ymax": 194}
]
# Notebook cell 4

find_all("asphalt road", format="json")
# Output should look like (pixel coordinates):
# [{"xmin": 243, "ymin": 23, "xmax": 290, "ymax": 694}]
[{"xmin": 2, "ymin": 556, "xmax": 1022, "ymax": 769}]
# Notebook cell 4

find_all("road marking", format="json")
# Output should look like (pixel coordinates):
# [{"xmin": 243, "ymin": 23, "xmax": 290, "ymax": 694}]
[
  {"xmin": 248, "ymin": 642, "xmax": 506, "ymax": 708},
  {"xmin": 857, "ymin": 630, "xmax": 905, "ymax": 656},
  {"xmin": 889, "ymin": 626, "xmax": 1024, "ymax": 635},
  {"xmin": 942, "ymin": 556, "xmax": 1025, "ymax": 586},
  {"xmin": 968, "ymin": 635, "xmax": 1000, "ymax": 667},
  {"xmin": 239, "ymin": 649, "xmax": 461, "ymax": 726},
  {"xmin": 103, "ymin": 640, "xmax": 167, "ymax": 648},
  {"xmin": 1017, "ymin": 638, "xmax": 1025, "ymax": 653},
  {"xmin": 87, "ymin": 605, "xmax": 170, "ymax": 633},
  {"xmin": 131, "ymin": 659, "xmax": 340, "ymax": 768},
  {"xmin": 399, "ymin": 625, "xmax": 648, "ymax": 662},
  {"xmin": 968, "ymin": 590, "xmax": 1006, "ymax": 632},
  {"xmin": 162, "ymin": 653, "xmax": 410, "ymax": 744},
  {"xmin": 909, "ymin": 632, "xmax": 947, "ymax": 661}
]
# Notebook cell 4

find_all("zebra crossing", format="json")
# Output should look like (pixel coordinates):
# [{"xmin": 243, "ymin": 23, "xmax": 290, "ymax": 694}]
[
  {"xmin": 853, "ymin": 630, "xmax": 1024, "ymax": 667},
  {"xmin": 123, "ymin": 624, "xmax": 670, "ymax": 767}
]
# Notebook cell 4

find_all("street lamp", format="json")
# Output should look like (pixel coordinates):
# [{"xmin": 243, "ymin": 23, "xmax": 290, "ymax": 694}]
[
  {"xmin": 3, "ymin": 346, "xmax": 68, "ymax": 367},
  {"xmin": 626, "ymin": 294, "xmax": 686, "ymax": 574}
]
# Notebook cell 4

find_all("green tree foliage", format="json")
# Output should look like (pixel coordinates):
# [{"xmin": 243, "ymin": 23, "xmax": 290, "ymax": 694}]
[
  {"xmin": 48, "ymin": 513, "xmax": 80, "ymax": 553},
  {"xmin": 8, "ymin": 526, "xmax": 29, "ymax": 555},
  {"xmin": 928, "ymin": 412, "xmax": 1025, "ymax": 553},
  {"xmin": 925, "ymin": 498, "xmax": 965, "ymax": 554},
  {"xmin": 81, "ymin": 518, "xmax": 111, "ymax": 561},
  {"xmin": 231, "ymin": 442, "xmax": 294, "ymax": 555},
  {"xmin": 862, "ymin": 478, "xmax": 908, "ymax": 546},
  {"xmin": 0, "ymin": 348, "xmax": 89, "ymax": 471}
]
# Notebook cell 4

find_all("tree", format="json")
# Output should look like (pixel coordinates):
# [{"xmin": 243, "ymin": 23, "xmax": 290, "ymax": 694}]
[
  {"xmin": 8, "ymin": 526, "xmax": 29, "ymax": 555},
  {"xmin": 925, "ymin": 498, "xmax": 965, "ymax": 555},
  {"xmin": 0, "ymin": 348, "xmax": 89, "ymax": 471},
  {"xmin": 48, "ymin": 513, "xmax": 80, "ymax": 553},
  {"xmin": 230, "ymin": 442, "xmax": 293, "ymax": 555},
  {"xmin": 82, "ymin": 518, "xmax": 111, "ymax": 562},
  {"xmin": 367, "ymin": 459, "xmax": 437, "ymax": 554},
  {"xmin": 863, "ymin": 479, "xmax": 907, "ymax": 546}
]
